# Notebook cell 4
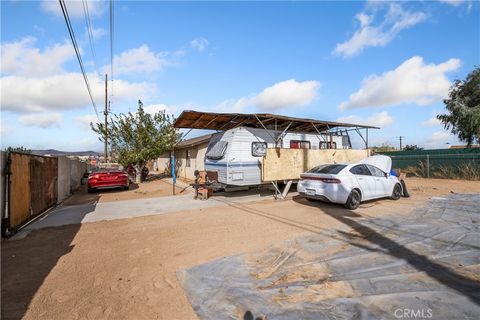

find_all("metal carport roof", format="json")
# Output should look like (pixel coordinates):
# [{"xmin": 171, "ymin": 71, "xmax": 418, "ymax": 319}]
[{"xmin": 174, "ymin": 110, "xmax": 379, "ymax": 133}]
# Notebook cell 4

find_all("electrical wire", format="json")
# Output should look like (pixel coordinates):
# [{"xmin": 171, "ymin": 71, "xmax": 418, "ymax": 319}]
[
  {"xmin": 82, "ymin": 0, "xmax": 99, "ymax": 74},
  {"xmin": 59, "ymin": 0, "xmax": 100, "ymax": 120},
  {"xmin": 109, "ymin": 0, "xmax": 114, "ymax": 101}
]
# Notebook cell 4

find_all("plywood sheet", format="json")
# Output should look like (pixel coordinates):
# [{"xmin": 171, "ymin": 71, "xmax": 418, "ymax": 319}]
[
  {"xmin": 262, "ymin": 148, "xmax": 369, "ymax": 181},
  {"xmin": 9, "ymin": 153, "xmax": 31, "ymax": 228}
]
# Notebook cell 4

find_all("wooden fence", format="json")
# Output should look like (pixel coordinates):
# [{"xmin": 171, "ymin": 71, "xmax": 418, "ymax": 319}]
[{"xmin": 6, "ymin": 152, "xmax": 58, "ymax": 230}]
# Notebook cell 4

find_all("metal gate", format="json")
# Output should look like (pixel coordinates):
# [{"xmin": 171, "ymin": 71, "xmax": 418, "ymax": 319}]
[{"xmin": 6, "ymin": 152, "xmax": 58, "ymax": 230}]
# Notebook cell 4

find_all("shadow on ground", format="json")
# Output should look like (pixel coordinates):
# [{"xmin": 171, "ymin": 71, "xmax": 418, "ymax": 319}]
[{"xmin": 1, "ymin": 192, "xmax": 100, "ymax": 320}]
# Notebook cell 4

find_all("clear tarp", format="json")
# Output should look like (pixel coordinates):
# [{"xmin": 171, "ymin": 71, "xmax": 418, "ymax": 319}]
[{"xmin": 178, "ymin": 193, "xmax": 480, "ymax": 319}]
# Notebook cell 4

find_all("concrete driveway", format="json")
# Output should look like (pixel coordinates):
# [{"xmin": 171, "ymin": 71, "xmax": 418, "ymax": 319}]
[{"xmin": 25, "ymin": 189, "xmax": 277, "ymax": 230}]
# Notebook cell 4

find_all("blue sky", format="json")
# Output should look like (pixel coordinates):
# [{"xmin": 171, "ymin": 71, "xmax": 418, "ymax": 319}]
[{"xmin": 1, "ymin": 0, "xmax": 479, "ymax": 151}]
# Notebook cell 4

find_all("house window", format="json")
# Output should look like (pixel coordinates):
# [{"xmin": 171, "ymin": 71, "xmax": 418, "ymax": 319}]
[
  {"xmin": 319, "ymin": 142, "xmax": 337, "ymax": 149},
  {"xmin": 290, "ymin": 140, "xmax": 311, "ymax": 149},
  {"xmin": 252, "ymin": 142, "xmax": 267, "ymax": 157},
  {"xmin": 186, "ymin": 150, "xmax": 191, "ymax": 167}
]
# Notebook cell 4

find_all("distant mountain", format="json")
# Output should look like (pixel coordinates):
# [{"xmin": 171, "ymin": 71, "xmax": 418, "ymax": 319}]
[{"xmin": 31, "ymin": 149, "xmax": 101, "ymax": 157}]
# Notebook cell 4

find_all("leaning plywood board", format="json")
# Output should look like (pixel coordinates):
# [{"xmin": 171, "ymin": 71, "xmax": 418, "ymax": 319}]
[{"xmin": 262, "ymin": 148, "xmax": 368, "ymax": 181}]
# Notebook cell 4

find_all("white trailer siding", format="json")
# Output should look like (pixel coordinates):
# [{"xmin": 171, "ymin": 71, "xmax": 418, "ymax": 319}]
[{"xmin": 205, "ymin": 127, "xmax": 351, "ymax": 186}]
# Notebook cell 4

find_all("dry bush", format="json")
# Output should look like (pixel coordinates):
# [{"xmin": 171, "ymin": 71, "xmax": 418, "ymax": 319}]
[
  {"xmin": 401, "ymin": 161, "xmax": 480, "ymax": 180},
  {"xmin": 457, "ymin": 162, "xmax": 480, "ymax": 180},
  {"xmin": 403, "ymin": 160, "xmax": 428, "ymax": 178}
]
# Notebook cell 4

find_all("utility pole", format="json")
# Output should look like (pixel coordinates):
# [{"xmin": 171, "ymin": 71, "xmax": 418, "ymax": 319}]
[
  {"xmin": 104, "ymin": 73, "xmax": 108, "ymax": 163},
  {"xmin": 397, "ymin": 136, "xmax": 404, "ymax": 151}
]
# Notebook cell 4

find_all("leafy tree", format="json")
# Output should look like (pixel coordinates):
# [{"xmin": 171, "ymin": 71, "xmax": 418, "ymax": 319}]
[
  {"xmin": 371, "ymin": 143, "xmax": 395, "ymax": 153},
  {"xmin": 5, "ymin": 146, "xmax": 31, "ymax": 153},
  {"xmin": 91, "ymin": 100, "xmax": 180, "ymax": 182},
  {"xmin": 437, "ymin": 66, "xmax": 480, "ymax": 147},
  {"xmin": 403, "ymin": 145, "xmax": 423, "ymax": 151}
]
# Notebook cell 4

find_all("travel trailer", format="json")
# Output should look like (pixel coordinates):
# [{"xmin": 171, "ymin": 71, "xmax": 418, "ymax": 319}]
[{"xmin": 204, "ymin": 126, "xmax": 351, "ymax": 186}]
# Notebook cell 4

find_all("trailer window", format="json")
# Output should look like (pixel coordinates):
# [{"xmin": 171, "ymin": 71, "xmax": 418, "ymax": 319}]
[
  {"xmin": 252, "ymin": 142, "xmax": 267, "ymax": 157},
  {"xmin": 319, "ymin": 142, "xmax": 337, "ymax": 149},
  {"xmin": 290, "ymin": 140, "xmax": 310, "ymax": 149},
  {"xmin": 206, "ymin": 141, "xmax": 228, "ymax": 160}
]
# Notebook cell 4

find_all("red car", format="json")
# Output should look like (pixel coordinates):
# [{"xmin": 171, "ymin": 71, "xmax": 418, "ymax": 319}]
[{"xmin": 87, "ymin": 169, "xmax": 130, "ymax": 193}]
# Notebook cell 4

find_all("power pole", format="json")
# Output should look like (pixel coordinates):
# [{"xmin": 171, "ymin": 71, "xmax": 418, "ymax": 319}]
[
  {"xmin": 104, "ymin": 73, "xmax": 108, "ymax": 163},
  {"xmin": 397, "ymin": 136, "xmax": 404, "ymax": 151}
]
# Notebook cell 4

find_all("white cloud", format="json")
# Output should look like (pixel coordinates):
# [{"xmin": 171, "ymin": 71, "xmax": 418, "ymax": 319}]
[
  {"xmin": 112, "ymin": 45, "xmax": 174, "ymax": 76},
  {"xmin": 422, "ymin": 117, "xmax": 442, "ymax": 127},
  {"xmin": 143, "ymin": 104, "xmax": 173, "ymax": 115},
  {"xmin": 1, "ymin": 37, "xmax": 74, "ymax": 77},
  {"xmin": 218, "ymin": 79, "xmax": 320, "ymax": 112},
  {"xmin": 19, "ymin": 113, "xmax": 63, "ymax": 128},
  {"xmin": 334, "ymin": 3, "xmax": 427, "ymax": 57},
  {"xmin": 424, "ymin": 130, "xmax": 462, "ymax": 149},
  {"xmin": 336, "ymin": 111, "xmax": 394, "ymax": 127},
  {"xmin": 2, "ymin": 73, "xmax": 153, "ymax": 113},
  {"xmin": 339, "ymin": 56, "xmax": 461, "ymax": 110},
  {"xmin": 1, "ymin": 37, "xmax": 155, "ymax": 113},
  {"xmin": 190, "ymin": 37, "xmax": 209, "ymax": 52},
  {"xmin": 428, "ymin": 130, "xmax": 450, "ymax": 142},
  {"xmin": 41, "ymin": 0, "xmax": 105, "ymax": 19},
  {"xmin": 440, "ymin": 0, "xmax": 465, "ymax": 6},
  {"xmin": 253, "ymin": 79, "xmax": 320, "ymax": 110},
  {"xmin": 76, "ymin": 114, "xmax": 100, "ymax": 130},
  {"xmin": 90, "ymin": 26, "xmax": 107, "ymax": 40}
]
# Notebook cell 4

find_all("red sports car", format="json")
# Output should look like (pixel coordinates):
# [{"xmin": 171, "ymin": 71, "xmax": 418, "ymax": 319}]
[{"xmin": 87, "ymin": 169, "xmax": 130, "ymax": 193}]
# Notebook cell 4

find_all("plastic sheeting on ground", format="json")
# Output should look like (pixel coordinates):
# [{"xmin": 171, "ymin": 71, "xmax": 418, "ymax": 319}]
[{"xmin": 178, "ymin": 193, "xmax": 480, "ymax": 319}]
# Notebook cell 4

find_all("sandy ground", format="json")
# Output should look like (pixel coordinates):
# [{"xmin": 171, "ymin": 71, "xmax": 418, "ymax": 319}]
[
  {"xmin": 2, "ymin": 178, "xmax": 479, "ymax": 320},
  {"xmin": 63, "ymin": 176, "xmax": 187, "ymax": 206}
]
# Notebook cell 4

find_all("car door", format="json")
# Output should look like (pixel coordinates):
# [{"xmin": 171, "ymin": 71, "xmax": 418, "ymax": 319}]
[
  {"xmin": 367, "ymin": 164, "xmax": 391, "ymax": 197},
  {"xmin": 349, "ymin": 164, "xmax": 376, "ymax": 200}
]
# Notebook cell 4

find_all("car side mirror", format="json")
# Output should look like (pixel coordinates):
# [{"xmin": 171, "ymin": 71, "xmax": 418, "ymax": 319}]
[{"xmin": 385, "ymin": 172, "xmax": 390, "ymax": 178}]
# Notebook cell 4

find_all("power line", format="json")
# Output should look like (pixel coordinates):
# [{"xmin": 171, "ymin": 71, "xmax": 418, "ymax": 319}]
[
  {"xmin": 59, "ymin": 0, "xmax": 100, "ymax": 120},
  {"xmin": 109, "ymin": 0, "xmax": 115, "ymax": 99},
  {"xmin": 82, "ymin": 0, "xmax": 99, "ymax": 74}
]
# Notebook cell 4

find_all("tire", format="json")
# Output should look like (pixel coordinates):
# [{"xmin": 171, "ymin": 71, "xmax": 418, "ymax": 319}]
[
  {"xmin": 400, "ymin": 180, "xmax": 410, "ymax": 197},
  {"xmin": 345, "ymin": 189, "xmax": 361, "ymax": 210},
  {"xmin": 87, "ymin": 187, "xmax": 95, "ymax": 194},
  {"xmin": 391, "ymin": 183, "xmax": 402, "ymax": 200}
]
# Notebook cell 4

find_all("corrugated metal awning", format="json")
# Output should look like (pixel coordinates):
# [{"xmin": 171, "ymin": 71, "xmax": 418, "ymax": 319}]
[{"xmin": 174, "ymin": 110, "xmax": 379, "ymax": 133}]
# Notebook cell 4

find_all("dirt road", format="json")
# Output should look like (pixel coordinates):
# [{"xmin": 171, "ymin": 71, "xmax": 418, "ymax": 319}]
[{"xmin": 2, "ymin": 178, "xmax": 479, "ymax": 320}]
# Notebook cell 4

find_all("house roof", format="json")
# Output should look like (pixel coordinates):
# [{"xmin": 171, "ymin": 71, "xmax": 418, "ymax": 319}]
[
  {"xmin": 175, "ymin": 133, "xmax": 213, "ymax": 149},
  {"xmin": 174, "ymin": 110, "xmax": 379, "ymax": 133}
]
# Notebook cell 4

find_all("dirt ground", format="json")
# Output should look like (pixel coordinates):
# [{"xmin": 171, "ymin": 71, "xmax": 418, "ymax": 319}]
[
  {"xmin": 2, "ymin": 178, "xmax": 480, "ymax": 320},
  {"xmin": 63, "ymin": 176, "xmax": 186, "ymax": 206}
]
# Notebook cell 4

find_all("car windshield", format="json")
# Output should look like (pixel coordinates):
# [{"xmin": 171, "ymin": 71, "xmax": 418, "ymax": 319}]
[{"xmin": 307, "ymin": 164, "xmax": 347, "ymax": 175}]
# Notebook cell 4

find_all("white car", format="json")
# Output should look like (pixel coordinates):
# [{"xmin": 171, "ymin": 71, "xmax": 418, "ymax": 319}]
[{"xmin": 297, "ymin": 155, "xmax": 403, "ymax": 209}]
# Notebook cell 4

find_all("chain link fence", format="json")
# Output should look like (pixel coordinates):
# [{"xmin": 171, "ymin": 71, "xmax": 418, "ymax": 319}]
[{"xmin": 380, "ymin": 149, "xmax": 480, "ymax": 180}]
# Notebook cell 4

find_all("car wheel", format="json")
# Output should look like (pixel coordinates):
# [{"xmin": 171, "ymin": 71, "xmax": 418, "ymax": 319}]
[
  {"xmin": 391, "ymin": 183, "xmax": 402, "ymax": 200},
  {"xmin": 345, "ymin": 189, "xmax": 361, "ymax": 210},
  {"xmin": 87, "ymin": 187, "xmax": 95, "ymax": 193},
  {"xmin": 400, "ymin": 180, "xmax": 410, "ymax": 197}
]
